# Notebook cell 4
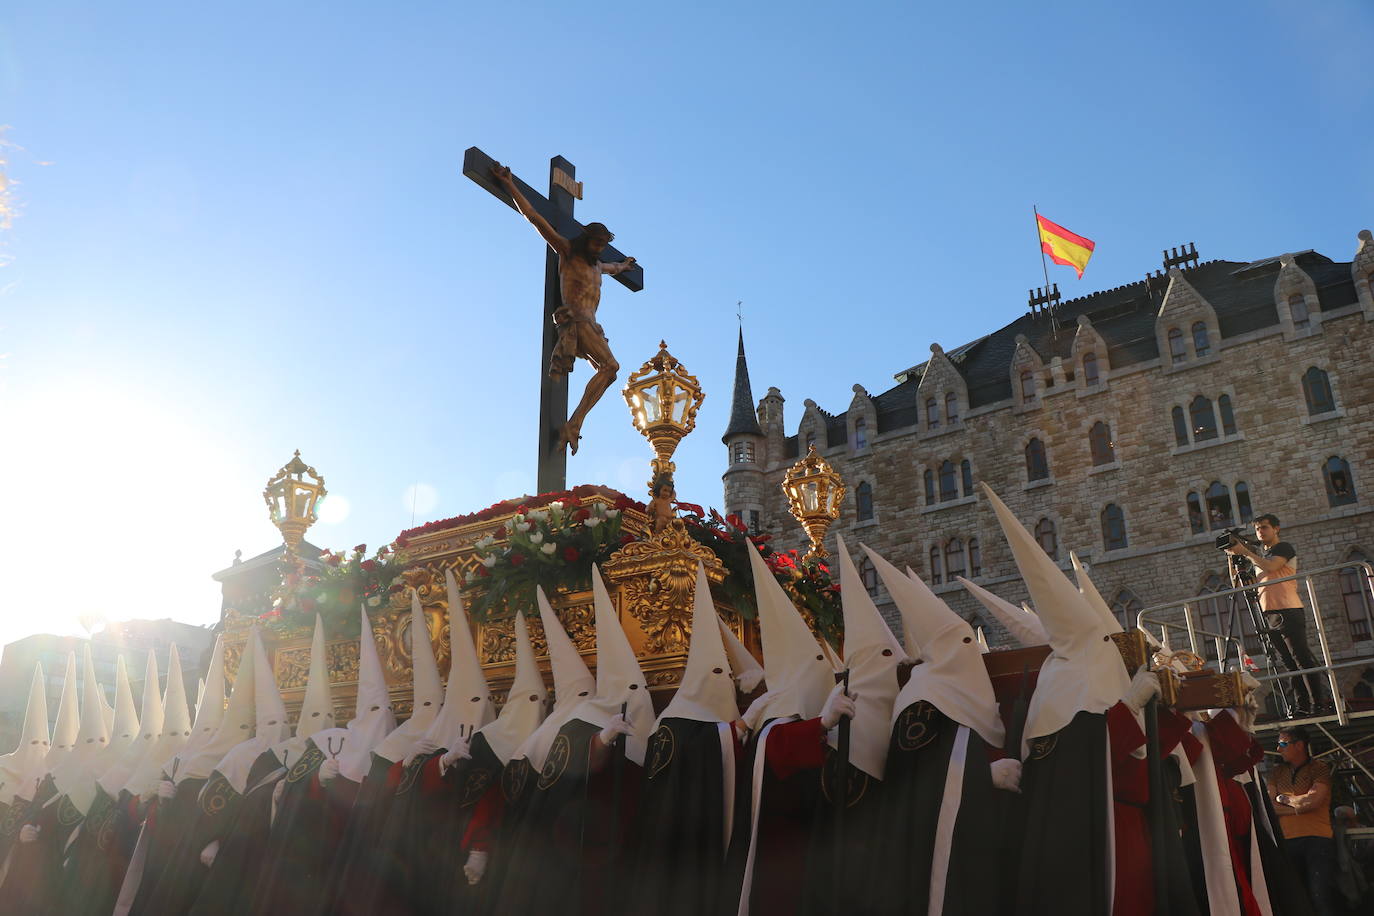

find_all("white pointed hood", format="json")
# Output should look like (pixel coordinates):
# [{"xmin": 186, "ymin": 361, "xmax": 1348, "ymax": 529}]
[
  {"xmin": 0, "ymin": 665, "xmax": 49, "ymax": 805},
  {"xmin": 172, "ymin": 636, "xmax": 227, "ymax": 781},
  {"xmin": 867, "ymin": 548, "xmax": 1004, "ymax": 748},
  {"xmin": 829, "ymin": 538, "xmax": 905, "ymax": 780},
  {"xmin": 100, "ymin": 653, "xmax": 155, "ymax": 794},
  {"xmin": 1070, "ymin": 552, "xmax": 1123, "ymax": 632},
  {"xmin": 423, "ymin": 571, "xmax": 496, "ymax": 751},
  {"xmin": 218, "ymin": 629, "xmax": 288, "ymax": 793},
  {"xmin": 976, "ymin": 627, "xmax": 990, "ymax": 653},
  {"xmin": 958, "ymin": 576, "xmax": 1048, "ymax": 647},
  {"xmin": 661, "ymin": 562, "xmax": 741, "ymax": 726},
  {"xmin": 97, "ymin": 656, "xmax": 140, "ymax": 780},
  {"xmin": 741, "ymin": 543, "xmax": 835, "ymax": 731},
  {"xmin": 477, "ymin": 610, "xmax": 547, "ymax": 765},
  {"xmin": 373, "ymin": 590, "xmax": 444, "ymax": 763},
  {"xmin": 52, "ymin": 645, "xmax": 111, "ymax": 813},
  {"xmin": 274, "ymin": 615, "xmax": 336, "ymax": 770},
  {"xmin": 337, "ymin": 606, "xmax": 397, "ymax": 782},
  {"xmin": 125, "ymin": 645, "xmax": 190, "ymax": 797},
  {"xmin": 981, "ymin": 483, "xmax": 1130, "ymax": 755},
  {"xmin": 718, "ymin": 618, "xmax": 764, "ymax": 694},
  {"xmin": 43, "ymin": 652, "xmax": 79, "ymax": 774},
  {"xmin": 98, "ymin": 678, "xmax": 115, "ymax": 735},
  {"xmin": 569, "ymin": 566, "xmax": 653, "ymax": 765},
  {"xmin": 512, "ymin": 587, "xmax": 597, "ymax": 771},
  {"xmin": 178, "ymin": 631, "xmax": 257, "ymax": 783}
]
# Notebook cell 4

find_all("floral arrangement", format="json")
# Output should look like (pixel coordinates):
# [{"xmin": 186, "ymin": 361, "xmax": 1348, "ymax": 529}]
[
  {"xmin": 465, "ymin": 495, "xmax": 631, "ymax": 621},
  {"xmin": 395, "ymin": 484, "xmax": 639, "ymax": 546},
  {"xmin": 674, "ymin": 503, "xmax": 843, "ymax": 644},
  {"xmin": 262, "ymin": 543, "xmax": 410, "ymax": 638}
]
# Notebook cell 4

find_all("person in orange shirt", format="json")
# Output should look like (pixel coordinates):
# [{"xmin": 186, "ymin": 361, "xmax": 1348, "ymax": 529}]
[
  {"xmin": 1265, "ymin": 725, "xmax": 1336, "ymax": 916},
  {"xmin": 1226, "ymin": 514, "xmax": 1328, "ymax": 714}
]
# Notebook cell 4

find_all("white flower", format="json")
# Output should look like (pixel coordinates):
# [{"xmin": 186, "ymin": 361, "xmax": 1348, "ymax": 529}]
[
  {"xmin": 540, "ymin": 543, "xmax": 556, "ymax": 555},
  {"xmin": 549, "ymin": 501, "xmax": 563, "ymax": 511},
  {"xmin": 584, "ymin": 518, "xmax": 602, "ymax": 528},
  {"xmin": 464, "ymin": 570, "xmax": 476, "ymax": 584},
  {"xmin": 367, "ymin": 595, "xmax": 381, "ymax": 607},
  {"xmin": 529, "ymin": 532, "xmax": 544, "ymax": 544},
  {"xmin": 516, "ymin": 521, "xmax": 532, "ymax": 533},
  {"xmin": 481, "ymin": 555, "xmax": 498, "ymax": 568},
  {"xmin": 528, "ymin": 510, "xmax": 548, "ymax": 523},
  {"xmin": 605, "ymin": 509, "xmax": 620, "ymax": 518}
]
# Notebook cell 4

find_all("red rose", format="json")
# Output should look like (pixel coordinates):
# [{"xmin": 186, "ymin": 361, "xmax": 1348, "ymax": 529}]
[
  {"xmin": 564, "ymin": 497, "xmax": 582, "ymax": 509},
  {"xmin": 510, "ymin": 552, "xmax": 526, "ymax": 567},
  {"xmin": 614, "ymin": 496, "xmax": 634, "ymax": 511},
  {"xmin": 394, "ymin": 536, "xmax": 409, "ymax": 548},
  {"xmin": 574, "ymin": 508, "xmax": 591, "ymax": 522},
  {"xmin": 360, "ymin": 559, "xmax": 377, "ymax": 572},
  {"xmin": 726, "ymin": 513, "xmax": 748, "ymax": 532},
  {"xmin": 563, "ymin": 546, "xmax": 581, "ymax": 563},
  {"xmin": 354, "ymin": 543, "xmax": 367, "ymax": 554},
  {"xmin": 476, "ymin": 565, "xmax": 490, "ymax": 578}
]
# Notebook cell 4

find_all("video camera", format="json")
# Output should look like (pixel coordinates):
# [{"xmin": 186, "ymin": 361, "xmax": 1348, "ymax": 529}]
[{"xmin": 1215, "ymin": 527, "xmax": 1258, "ymax": 551}]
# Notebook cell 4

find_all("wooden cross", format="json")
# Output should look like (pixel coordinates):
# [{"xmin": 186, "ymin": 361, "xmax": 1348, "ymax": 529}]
[{"xmin": 463, "ymin": 147, "xmax": 644, "ymax": 494}]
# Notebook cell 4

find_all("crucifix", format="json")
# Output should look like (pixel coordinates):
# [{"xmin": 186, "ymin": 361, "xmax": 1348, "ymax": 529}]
[{"xmin": 463, "ymin": 147, "xmax": 644, "ymax": 494}]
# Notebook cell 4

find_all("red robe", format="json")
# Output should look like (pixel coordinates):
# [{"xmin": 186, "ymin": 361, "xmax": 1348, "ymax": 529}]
[{"xmin": 1204, "ymin": 711, "xmax": 1266, "ymax": 916}]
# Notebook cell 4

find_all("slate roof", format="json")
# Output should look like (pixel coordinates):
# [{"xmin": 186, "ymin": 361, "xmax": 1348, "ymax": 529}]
[
  {"xmin": 722, "ymin": 328, "xmax": 764, "ymax": 442},
  {"xmin": 774, "ymin": 249, "xmax": 1358, "ymax": 457}
]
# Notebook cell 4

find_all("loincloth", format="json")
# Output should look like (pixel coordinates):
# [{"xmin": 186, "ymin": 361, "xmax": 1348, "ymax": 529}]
[{"xmin": 549, "ymin": 308, "xmax": 607, "ymax": 377}]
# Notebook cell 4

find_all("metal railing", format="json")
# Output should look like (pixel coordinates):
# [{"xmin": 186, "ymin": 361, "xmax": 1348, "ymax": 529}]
[{"xmin": 1136, "ymin": 561, "xmax": 1374, "ymax": 727}]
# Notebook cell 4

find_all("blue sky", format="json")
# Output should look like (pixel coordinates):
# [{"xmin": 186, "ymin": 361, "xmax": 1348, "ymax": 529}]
[{"xmin": 1, "ymin": 1, "xmax": 1371, "ymax": 648}]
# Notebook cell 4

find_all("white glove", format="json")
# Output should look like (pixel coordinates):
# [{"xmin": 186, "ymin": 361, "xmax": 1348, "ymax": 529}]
[
  {"xmin": 403, "ymin": 736, "xmax": 441, "ymax": 767},
  {"xmin": 990, "ymin": 758, "xmax": 1022, "ymax": 793},
  {"xmin": 18, "ymin": 824, "xmax": 39, "ymax": 844},
  {"xmin": 736, "ymin": 669, "xmax": 764, "ymax": 694},
  {"xmin": 464, "ymin": 849, "xmax": 489, "ymax": 885},
  {"xmin": 440, "ymin": 738, "xmax": 471, "ymax": 774},
  {"xmin": 820, "ymin": 685, "xmax": 858, "ymax": 730},
  {"xmin": 318, "ymin": 758, "xmax": 341, "ymax": 783},
  {"xmin": 157, "ymin": 779, "xmax": 177, "ymax": 800},
  {"xmin": 1125, "ymin": 666, "xmax": 1161, "ymax": 714},
  {"xmin": 199, "ymin": 839, "xmax": 219, "ymax": 867},
  {"xmin": 597, "ymin": 713, "xmax": 633, "ymax": 748}
]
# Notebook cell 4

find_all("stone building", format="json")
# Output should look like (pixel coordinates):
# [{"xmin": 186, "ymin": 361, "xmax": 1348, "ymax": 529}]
[{"xmin": 723, "ymin": 231, "xmax": 1374, "ymax": 697}]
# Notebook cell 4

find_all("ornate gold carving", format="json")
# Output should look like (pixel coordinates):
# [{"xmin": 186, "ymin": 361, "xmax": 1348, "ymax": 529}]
[
  {"xmin": 645, "ymin": 670, "xmax": 681, "ymax": 688},
  {"xmin": 602, "ymin": 518, "xmax": 727, "ymax": 656}
]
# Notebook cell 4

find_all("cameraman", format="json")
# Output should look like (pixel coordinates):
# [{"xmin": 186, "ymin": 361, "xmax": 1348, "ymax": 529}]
[{"xmin": 1226, "ymin": 514, "xmax": 1328, "ymax": 714}]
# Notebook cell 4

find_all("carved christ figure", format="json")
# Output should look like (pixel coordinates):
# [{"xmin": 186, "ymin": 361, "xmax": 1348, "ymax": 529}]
[{"xmin": 491, "ymin": 164, "xmax": 637, "ymax": 456}]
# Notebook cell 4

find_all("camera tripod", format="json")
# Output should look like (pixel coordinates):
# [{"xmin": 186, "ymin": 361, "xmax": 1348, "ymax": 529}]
[{"xmin": 1225, "ymin": 552, "xmax": 1301, "ymax": 718}]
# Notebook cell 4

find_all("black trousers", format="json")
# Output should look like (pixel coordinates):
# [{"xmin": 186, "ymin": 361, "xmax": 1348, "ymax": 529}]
[{"xmin": 1264, "ymin": 607, "xmax": 1326, "ymax": 710}]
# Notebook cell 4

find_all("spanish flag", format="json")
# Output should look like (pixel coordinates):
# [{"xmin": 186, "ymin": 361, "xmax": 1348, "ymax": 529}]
[{"xmin": 1036, "ymin": 214, "xmax": 1095, "ymax": 278}]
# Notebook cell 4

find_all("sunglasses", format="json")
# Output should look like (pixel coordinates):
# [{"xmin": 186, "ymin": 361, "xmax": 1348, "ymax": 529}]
[{"xmin": 1277, "ymin": 740, "xmax": 1291, "ymax": 748}]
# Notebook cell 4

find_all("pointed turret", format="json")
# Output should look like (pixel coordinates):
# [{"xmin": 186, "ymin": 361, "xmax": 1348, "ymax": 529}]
[
  {"xmin": 723, "ymin": 328, "xmax": 763, "ymax": 442},
  {"xmin": 723, "ymin": 328, "xmax": 767, "ymax": 530}
]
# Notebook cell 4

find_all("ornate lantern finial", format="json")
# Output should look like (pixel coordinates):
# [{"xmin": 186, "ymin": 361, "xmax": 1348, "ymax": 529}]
[
  {"xmin": 263, "ymin": 450, "xmax": 326, "ymax": 556},
  {"xmin": 781, "ymin": 445, "xmax": 846, "ymax": 562},
  {"xmin": 622, "ymin": 341, "xmax": 705, "ymax": 491}
]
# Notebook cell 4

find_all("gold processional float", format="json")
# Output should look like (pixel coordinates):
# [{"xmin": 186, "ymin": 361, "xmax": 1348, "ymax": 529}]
[{"xmin": 218, "ymin": 342, "xmax": 1245, "ymax": 722}]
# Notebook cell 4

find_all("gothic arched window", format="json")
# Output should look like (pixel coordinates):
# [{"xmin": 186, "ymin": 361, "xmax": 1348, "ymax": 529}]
[
  {"xmin": 960, "ymin": 459, "xmax": 973, "ymax": 496},
  {"xmin": 1288, "ymin": 294, "xmax": 1310, "ymax": 330},
  {"xmin": 1218, "ymin": 395, "xmax": 1236, "ymax": 436},
  {"xmin": 1205, "ymin": 482, "xmax": 1233, "ymax": 530},
  {"xmin": 858, "ymin": 556, "xmax": 880, "ymax": 598},
  {"xmin": 1082, "ymin": 352, "xmax": 1099, "ymax": 386},
  {"xmin": 1235, "ymin": 482, "xmax": 1253, "ymax": 524},
  {"xmin": 1339, "ymin": 551, "xmax": 1373, "ymax": 642},
  {"xmin": 1186, "ymin": 492, "xmax": 1205, "ymax": 534},
  {"xmin": 929, "ymin": 546, "xmax": 944, "ymax": 586},
  {"xmin": 1168, "ymin": 327, "xmax": 1186, "ymax": 364},
  {"xmin": 968, "ymin": 538, "xmax": 981, "ymax": 577},
  {"xmin": 1191, "ymin": 321, "xmax": 1211, "ymax": 357},
  {"xmin": 1035, "ymin": 518, "xmax": 1058, "ymax": 560},
  {"xmin": 1325, "ymin": 456, "xmax": 1358, "ymax": 507},
  {"xmin": 939, "ymin": 460, "xmax": 957, "ymax": 502},
  {"xmin": 1172, "ymin": 407, "xmax": 1189, "ymax": 446},
  {"xmin": 856, "ymin": 481, "xmax": 874, "ymax": 522},
  {"xmin": 1111, "ymin": 588, "xmax": 1143, "ymax": 631},
  {"xmin": 945, "ymin": 539, "xmax": 966, "ymax": 580},
  {"xmin": 1025, "ymin": 438, "xmax": 1049, "ymax": 482},
  {"xmin": 1101, "ymin": 504, "xmax": 1127, "ymax": 551},
  {"xmin": 945, "ymin": 392, "xmax": 959, "ymax": 425},
  {"xmin": 1089, "ymin": 421, "xmax": 1115, "ymax": 466},
  {"xmin": 926, "ymin": 398, "xmax": 940, "ymax": 430},
  {"xmin": 1303, "ymin": 367, "xmax": 1335, "ymax": 416},
  {"xmin": 923, "ymin": 469, "xmax": 935, "ymax": 506},
  {"xmin": 1190, "ymin": 396, "xmax": 1217, "ymax": 442},
  {"xmin": 853, "ymin": 417, "xmax": 868, "ymax": 450}
]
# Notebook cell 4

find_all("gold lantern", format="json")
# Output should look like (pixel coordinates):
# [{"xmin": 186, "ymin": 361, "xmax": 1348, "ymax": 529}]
[
  {"xmin": 622, "ymin": 341, "xmax": 705, "ymax": 486},
  {"xmin": 263, "ymin": 450, "xmax": 326, "ymax": 556},
  {"xmin": 781, "ymin": 445, "xmax": 846, "ymax": 562}
]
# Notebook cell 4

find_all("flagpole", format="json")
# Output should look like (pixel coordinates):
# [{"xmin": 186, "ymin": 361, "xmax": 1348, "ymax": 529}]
[{"xmin": 1032, "ymin": 205, "xmax": 1053, "ymax": 306}]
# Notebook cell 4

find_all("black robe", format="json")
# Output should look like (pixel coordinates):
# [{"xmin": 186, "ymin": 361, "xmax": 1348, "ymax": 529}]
[
  {"xmin": 60, "ymin": 784, "xmax": 129, "ymax": 916},
  {"xmin": 846, "ymin": 700, "xmax": 1001, "ymax": 916},
  {"xmin": 483, "ymin": 719, "xmax": 639, "ymax": 916},
  {"xmin": 187, "ymin": 760, "xmax": 285, "ymax": 915},
  {"xmin": 0, "ymin": 775, "xmax": 72, "ymax": 916},
  {"xmin": 620, "ymin": 718, "xmax": 739, "ymax": 916},
  {"xmin": 356, "ymin": 732, "xmax": 506, "ymax": 916},
  {"xmin": 319, "ymin": 753, "xmax": 403, "ymax": 916},
  {"xmin": 1014, "ymin": 711, "xmax": 1113, "ymax": 916},
  {"xmin": 722, "ymin": 716, "xmax": 827, "ymax": 916},
  {"xmin": 248, "ymin": 739, "xmax": 358, "ymax": 914},
  {"xmin": 126, "ymin": 774, "xmax": 208, "ymax": 915},
  {"xmin": 130, "ymin": 751, "xmax": 278, "ymax": 916}
]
